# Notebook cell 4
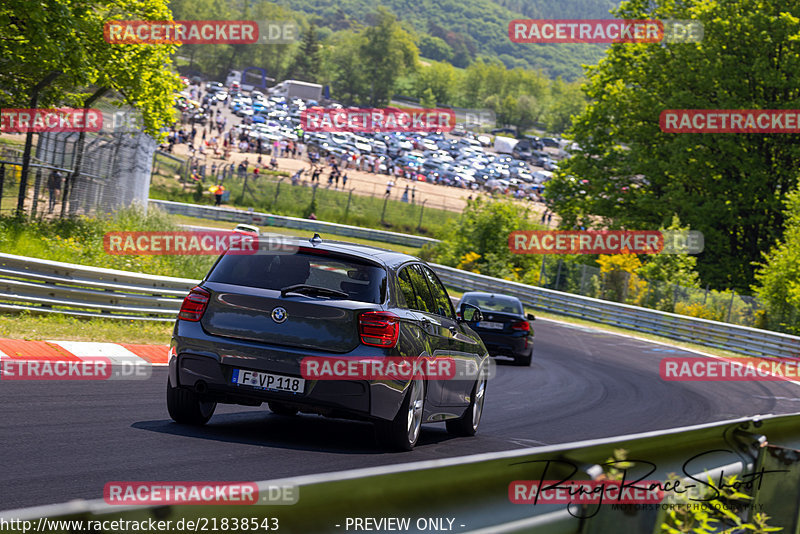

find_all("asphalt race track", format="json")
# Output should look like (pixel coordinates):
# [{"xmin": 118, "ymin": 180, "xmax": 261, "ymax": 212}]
[{"xmin": 2, "ymin": 318, "xmax": 799, "ymax": 510}]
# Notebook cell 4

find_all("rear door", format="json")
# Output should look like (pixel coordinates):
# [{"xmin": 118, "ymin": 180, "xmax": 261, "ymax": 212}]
[
  {"xmin": 396, "ymin": 265, "xmax": 452, "ymax": 407},
  {"xmin": 419, "ymin": 266, "xmax": 483, "ymax": 406}
]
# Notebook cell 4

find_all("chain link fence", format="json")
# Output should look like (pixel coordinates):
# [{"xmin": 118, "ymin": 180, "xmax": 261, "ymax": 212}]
[{"xmin": 0, "ymin": 128, "xmax": 155, "ymax": 218}]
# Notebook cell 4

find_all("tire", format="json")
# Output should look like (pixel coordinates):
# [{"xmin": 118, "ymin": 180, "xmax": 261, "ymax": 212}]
[
  {"xmin": 375, "ymin": 378, "xmax": 425, "ymax": 451},
  {"xmin": 514, "ymin": 351, "xmax": 532, "ymax": 367},
  {"xmin": 446, "ymin": 373, "xmax": 487, "ymax": 437},
  {"xmin": 167, "ymin": 378, "xmax": 216, "ymax": 425},
  {"xmin": 268, "ymin": 402, "xmax": 299, "ymax": 416}
]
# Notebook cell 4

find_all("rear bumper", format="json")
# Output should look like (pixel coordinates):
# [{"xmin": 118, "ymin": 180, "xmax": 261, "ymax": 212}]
[
  {"xmin": 169, "ymin": 321, "xmax": 408, "ymax": 422},
  {"xmin": 473, "ymin": 330, "xmax": 532, "ymax": 359}
]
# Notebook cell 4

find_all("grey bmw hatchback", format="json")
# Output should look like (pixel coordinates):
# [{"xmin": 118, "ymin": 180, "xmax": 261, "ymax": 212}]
[{"xmin": 167, "ymin": 235, "xmax": 490, "ymax": 450}]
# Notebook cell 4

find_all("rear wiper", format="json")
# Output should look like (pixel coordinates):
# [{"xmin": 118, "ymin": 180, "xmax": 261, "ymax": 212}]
[{"xmin": 280, "ymin": 284, "xmax": 349, "ymax": 299}]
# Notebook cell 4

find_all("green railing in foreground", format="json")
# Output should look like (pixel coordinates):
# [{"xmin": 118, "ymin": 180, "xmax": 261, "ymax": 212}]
[{"xmin": 3, "ymin": 412, "xmax": 800, "ymax": 533}]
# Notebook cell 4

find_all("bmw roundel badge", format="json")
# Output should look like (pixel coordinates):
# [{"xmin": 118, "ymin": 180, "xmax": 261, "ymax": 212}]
[{"xmin": 271, "ymin": 306, "xmax": 288, "ymax": 323}]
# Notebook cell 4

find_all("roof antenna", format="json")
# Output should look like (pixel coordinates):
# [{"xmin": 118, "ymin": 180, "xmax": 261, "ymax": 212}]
[{"xmin": 310, "ymin": 233, "xmax": 323, "ymax": 245}]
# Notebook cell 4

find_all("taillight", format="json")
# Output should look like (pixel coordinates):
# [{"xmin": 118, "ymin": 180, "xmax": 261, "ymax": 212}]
[
  {"xmin": 511, "ymin": 320, "xmax": 530, "ymax": 332},
  {"xmin": 359, "ymin": 311, "xmax": 400, "ymax": 347},
  {"xmin": 178, "ymin": 286, "xmax": 210, "ymax": 322}
]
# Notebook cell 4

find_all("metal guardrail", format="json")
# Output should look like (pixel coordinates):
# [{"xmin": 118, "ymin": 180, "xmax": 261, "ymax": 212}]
[
  {"xmin": 0, "ymin": 252, "xmax": 797, "ymax": 358},
  {"xmin": 0, "ymin": 253, "xmax": 196, "ymax": 322},
  {"xmin": 149, "ymin": 199, "xmax": 440, "ymax": 249},
  {"xmin": 432, "ymin": 263, "xmax": 800, "ymax": 360},
  {"xmin": 3, "ymin": 412, "xmax": 800, "ymax": 533}
]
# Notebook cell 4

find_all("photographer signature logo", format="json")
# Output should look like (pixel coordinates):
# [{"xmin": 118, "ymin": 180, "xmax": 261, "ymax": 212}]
[{"xmin": 508, "ymin": 449, "xmax": 787, "ymax": 518}]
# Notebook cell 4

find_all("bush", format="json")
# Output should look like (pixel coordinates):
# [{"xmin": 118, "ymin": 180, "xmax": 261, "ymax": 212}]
[{"xmin": 0, "ymin": 206, "xmax": 215, "ymax": 279}]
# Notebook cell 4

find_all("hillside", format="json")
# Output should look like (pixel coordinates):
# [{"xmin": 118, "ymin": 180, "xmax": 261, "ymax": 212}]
[{"xmin": 276, "ymin": 0, "xmax": 621, "ymax": 80}]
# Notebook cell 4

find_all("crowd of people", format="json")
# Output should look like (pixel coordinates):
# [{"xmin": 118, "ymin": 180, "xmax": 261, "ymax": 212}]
[{"xmin": 162, "ymin": 81, "xmax": 544, "ymax": 212}]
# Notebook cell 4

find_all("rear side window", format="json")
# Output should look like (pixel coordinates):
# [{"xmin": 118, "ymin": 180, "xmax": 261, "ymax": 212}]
[
  {"xmin": 405, "ymin": 265, "xmax": 437, "ymax": 314},
  {"xmin": 397, "ymin": 268, "xmax": 417, "ymax": 309},
  {"xmin": 207, "ymin": 252, "xmax": 386, "ymax": 304},
  {"xmin": 420, "ymin": 266, "xmax": 455, "ymax": 320}
]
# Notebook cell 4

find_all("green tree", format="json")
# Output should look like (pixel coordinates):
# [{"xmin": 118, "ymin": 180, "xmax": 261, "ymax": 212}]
[
  {"xmin": 424, "ymin": 198, "xmax": 543, "ymax": 283},
  {"xmin": 418, "ymin": 35, "xmax": 453, "ymax": 62},
  {"xmin": 545, "ymin": 0, "xmax": 800, "ymax": 292},
  {"xmin": 638, "ymin": 215, "xmax": 701, "ymax": 288},
  {"xmin": 0, "ymin": 0, "xmax": 179, "ymax": 135},
  {"xmin": 419, "ymin": 88, "xmax": 437, "ymax": 108},
  {"xmin": 320, "ymin": 30, "xmax": 369, "ymax": 105},
  {"xmin": 359, "ymin": 8, "xmax": 418, "ymax": 106},
  {"xmin": 513, "ymin": 94, "xmax": 547, "ymax": 134},
  {"xmin": 754, "ymin": 186, "xmax": 800, "ymax": 334},
  {"xmin": 545, "ymin": 78, "xmax": 586, "ymax": 134},
  {"xmin": 289, "ymin": 23, "xmax": 321, "ymax": 82},
  {"xmin": 414, "ymin": 61, "xmax": 457, "ymax": 104}
]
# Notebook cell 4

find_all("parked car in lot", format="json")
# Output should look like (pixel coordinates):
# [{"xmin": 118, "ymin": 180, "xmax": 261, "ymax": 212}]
[
  {"xmin": 168, "ymin": 237, "xmax": 491, "ymax": 450},
  {"xmin": 456, "ymin": 292, "xmax": 534, "ymax": 366},
  {"xmin": 541, "ymin": 137, "xmax": 561, "ymax": 148},
  {"xmin": 188, "ymin": 112, "xmax": 208, "ymax": 125},
  {"xmin": 206, "ymin": 82, "xmax": 224, "ymax": 93}
]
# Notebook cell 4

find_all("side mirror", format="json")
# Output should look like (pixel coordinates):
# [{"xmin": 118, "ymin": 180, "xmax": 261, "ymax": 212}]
[
  {"xmin": 526, "ymin": 313, "xmax": 536, "ymax": 321},
  {"xmin": 460, "ymin": 303, "xmax": 482, "ymax": 323}
]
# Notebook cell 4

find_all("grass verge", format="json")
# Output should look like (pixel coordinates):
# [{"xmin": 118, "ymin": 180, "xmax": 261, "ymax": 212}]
[
  {"xmin": 0, "ymin": 312, "xmax": 172, "ymax": 344},
  {"xmin": 171, "ymin": 214, "xmax": 423, "ymax": 255},
  {"xmin": 150, "ymin": 168, "xmax": 458, "ymax": 238}
]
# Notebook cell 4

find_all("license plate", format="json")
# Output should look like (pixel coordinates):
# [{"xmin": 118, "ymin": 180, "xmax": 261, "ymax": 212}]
[
  {"xmin": 478, "ymin": 321, "xmax": 504, "ymax": 330},
  {"xmin": 231, "ymin": 368, "xmax": 304, "ymax": 394}
]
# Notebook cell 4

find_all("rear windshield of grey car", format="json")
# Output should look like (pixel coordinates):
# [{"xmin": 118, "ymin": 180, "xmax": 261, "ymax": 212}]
[{"xmin": 207, "ymin": 251, "xmax": 387, "ymax": 304}]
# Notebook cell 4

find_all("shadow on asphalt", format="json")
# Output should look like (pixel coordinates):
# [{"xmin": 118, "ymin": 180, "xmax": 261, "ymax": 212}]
[{"xmin": 132, "ymin": 410, "xmax": 456, "ymax": 454}]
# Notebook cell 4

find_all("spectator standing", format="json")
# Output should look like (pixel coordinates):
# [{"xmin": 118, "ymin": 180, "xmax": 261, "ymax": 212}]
[
  {"xmin": 401, "ymin": 185, "xmax": 409, "ymax": 203},
  {"xmin": 47, "ymin": 169, "xmax": 62, "ymax": 213},
  {"xmin": 385, "ymin": 179, "xmax": 394, "ymax": 197},
  {"xmin": 291, "ymin": 168, "xmax": 304, "ymax": 185}
]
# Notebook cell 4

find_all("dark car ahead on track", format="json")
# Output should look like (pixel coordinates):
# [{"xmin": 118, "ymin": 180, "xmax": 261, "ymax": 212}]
[
  {"xmin": 456, "ymin": 292, "xmax": 534, "ymax": 366},
  {"xmin": 168, "ymin": 236, "xmax": 490, "ymax": 450}
]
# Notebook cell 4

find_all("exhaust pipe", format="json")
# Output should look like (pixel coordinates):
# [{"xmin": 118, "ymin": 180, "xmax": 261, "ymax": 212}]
[{"xmin": 195, "ymin": 380, "xmax": 208, "ymax": 394}]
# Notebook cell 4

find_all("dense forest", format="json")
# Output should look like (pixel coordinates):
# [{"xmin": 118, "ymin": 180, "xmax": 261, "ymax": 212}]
[{"xmin": 273, "ymin": 0, "xmax": 616, "ymax": 80}]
